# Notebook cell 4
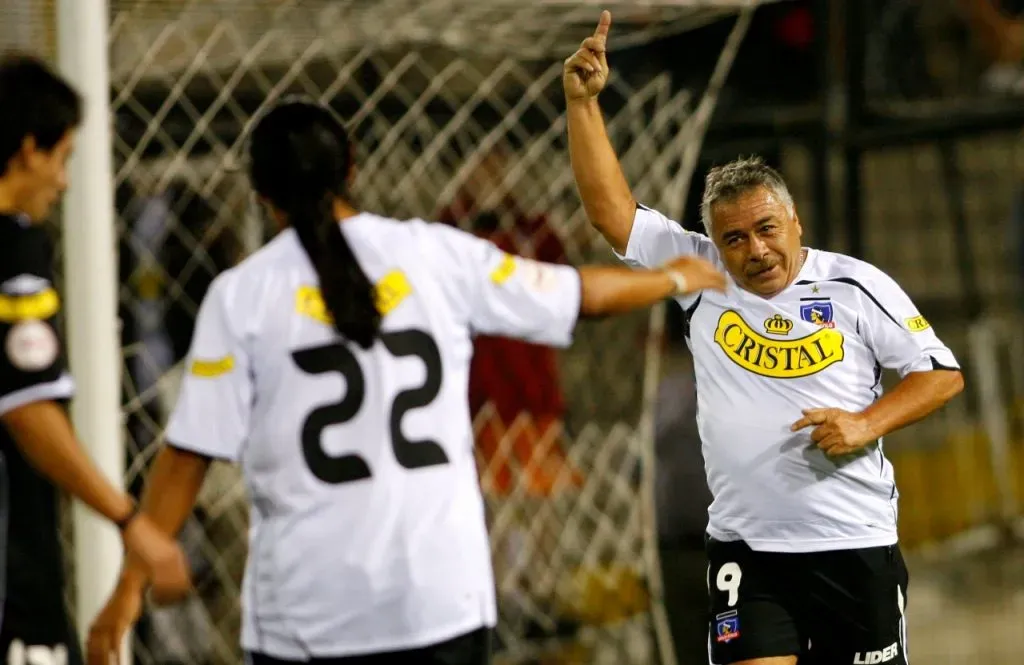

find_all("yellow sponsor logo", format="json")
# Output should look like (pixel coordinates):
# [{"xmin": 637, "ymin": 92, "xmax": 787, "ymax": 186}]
[
  {"xmin": 296, "ymin": 285, "xmax": 332, "ymax": 325},
  {"xmin": 714, "ymin": 310, "xmax": 845, "ymax": 379},
  {"xmin": 763, "ymin": 314, "xmax": 794, "ymax": 335},
  {"xmin": 190, "ymin": 355, "xmax": 235, "ymax": 377},
  {"xmin": 0, "ymin": 288, "xmax": 60, "ymax": 322},
  {"xmin": 374, "ymin": 270, "xmax": 412, "ymax": 316},
  {"xmin": 490, "ymin": 254, "xmax": 516, "ymax": 285},
  {"xmin": 295, "ymin": 270, "xmax": 413, "ymax": 325},
  {"xmin": 905, "ymin": 315, "xmax": 930, "ymax": 332}
]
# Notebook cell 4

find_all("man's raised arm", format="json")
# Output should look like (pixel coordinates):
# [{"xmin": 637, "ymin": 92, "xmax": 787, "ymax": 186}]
[{"xmin": 563, "ymin": 10, "xmax": 636, "ymax": 255}]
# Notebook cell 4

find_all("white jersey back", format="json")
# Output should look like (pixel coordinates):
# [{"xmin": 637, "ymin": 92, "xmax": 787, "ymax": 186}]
[
  {"xmin": 618, "ymin": 205, "xmax": 959, "ymax": 553},
  {"xmin": 165, "ymin": 213, "xmax": 581, "ymax": 658}
]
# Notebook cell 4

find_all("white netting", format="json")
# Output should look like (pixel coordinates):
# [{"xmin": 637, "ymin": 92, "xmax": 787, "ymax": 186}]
[{"xmin": 53, "ymin": 1, "xmax": 768, "ymax": 663}]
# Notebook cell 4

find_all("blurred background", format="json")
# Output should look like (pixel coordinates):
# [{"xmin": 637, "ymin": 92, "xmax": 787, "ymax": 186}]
[{"xmin": 4, "ymin": 0, "xmax": 1024, "ymax": 664}]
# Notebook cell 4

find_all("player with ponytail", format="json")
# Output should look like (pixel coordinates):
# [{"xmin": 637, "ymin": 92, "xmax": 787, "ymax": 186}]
[{"xmin": 248, "ymin": 99, "xmax": 381, "ymax": 348}]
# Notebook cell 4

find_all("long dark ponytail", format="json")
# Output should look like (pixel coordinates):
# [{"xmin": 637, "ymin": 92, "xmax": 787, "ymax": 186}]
[{"xmin": 248, "ymin": 98, "xmax": 381, "ymax": 348}]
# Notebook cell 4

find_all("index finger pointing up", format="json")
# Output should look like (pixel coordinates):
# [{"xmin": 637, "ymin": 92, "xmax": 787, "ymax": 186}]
[{"xmin": 594, "ymin": 10, "xmax": 612, "ymax": 44}]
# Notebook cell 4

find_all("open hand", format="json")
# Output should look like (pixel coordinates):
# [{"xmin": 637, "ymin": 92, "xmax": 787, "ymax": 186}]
[
  {"xmin": 563, "ymin": 11, "xmax": 612, "ymax": 101},
  {"xmin": 790, "ymin": 408, "xmax": 878, "ymax": 457}
]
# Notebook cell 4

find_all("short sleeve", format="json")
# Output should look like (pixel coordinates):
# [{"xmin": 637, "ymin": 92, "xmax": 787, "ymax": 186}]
[
  {"xmin": 429, "ymin": 224, "xmax": 581, "ymax": 347},
  {"xmin": 614, "ymin": 204, "xmax": 716, "ymax": 269},
  {"xmin": 858, "ymin": 267, "xmax": 959, "ymax": 377},
  {"xmin": 0, "ymin": 228, "xmax": 74, "ymax": 417},
  {"xmin": 165, "ymin": 275, "xmax": 252, "ymax": 461}
]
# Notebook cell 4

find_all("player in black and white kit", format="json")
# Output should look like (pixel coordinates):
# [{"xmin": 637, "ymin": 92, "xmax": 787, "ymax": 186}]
[
  {"xmin": 85, "ymin": 98, "xmax": 727, "ymax": 665},
  {"xmin": 564, "ymin": 12, "xmax": 965, "ymax": 665},
  {"xmin": 0, "ymin": 55, "xmax": 190, "ymax": 665}
]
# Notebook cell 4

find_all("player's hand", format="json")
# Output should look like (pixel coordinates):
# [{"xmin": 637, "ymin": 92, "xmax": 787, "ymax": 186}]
[
  {"xmin": 563, "ymin": 10, "xmax": 612, "ymax": 101},
  {"xmin": 86, "ymin": 576, "xmax": 145, "ymax": 665},
  {"xmin": 790, "ymin": 408, "xmax": 878, "ymax": 457},
  {"xmin": 120, "ymin": 514, "xmax": 192, "ymax": 605},
  {"xmin": 663, "ymin": 256, "xmax": 728, "ymax": 294}
]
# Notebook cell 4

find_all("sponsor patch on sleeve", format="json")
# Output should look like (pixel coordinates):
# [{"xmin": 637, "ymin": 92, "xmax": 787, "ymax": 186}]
[
  {"xmin": 905, "ymin": 315, "xmax": 930, "ymax": 332},
  {"xmin": 190, "ymin": 355, "xmax": 235, "ymax": 378},
  {"xmin": 489, "ymin": 254, "xmax": 517, "ymax": 285}
]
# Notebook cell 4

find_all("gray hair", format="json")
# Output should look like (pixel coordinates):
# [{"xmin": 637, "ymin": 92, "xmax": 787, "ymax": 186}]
[{"xmin": 699, "ymin": 156, "xmax": 795, "ymax": 236}]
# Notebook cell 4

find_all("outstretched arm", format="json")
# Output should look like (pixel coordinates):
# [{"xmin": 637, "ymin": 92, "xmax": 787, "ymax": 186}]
[
  {"xmin": 564, "ymin": 11, "xmax": 636, "ymax": 254},
  {"xmin": 578, "ymin": 254, "xmax": 726, "ymax": 317}
]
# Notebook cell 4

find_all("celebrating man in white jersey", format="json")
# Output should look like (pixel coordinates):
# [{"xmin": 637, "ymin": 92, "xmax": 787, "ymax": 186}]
[
  {"xmin": 564, "ymin": 12, "xmax": 964, "ymax": 665},
  {"xmin": 85, "ymin": 98, "xmax": 727, "ymax": 665}
]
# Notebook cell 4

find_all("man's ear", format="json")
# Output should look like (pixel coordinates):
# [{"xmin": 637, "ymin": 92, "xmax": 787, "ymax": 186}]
[{"xmin": 8, "ymin": 135, "xmax": 39, "ymax": 173}]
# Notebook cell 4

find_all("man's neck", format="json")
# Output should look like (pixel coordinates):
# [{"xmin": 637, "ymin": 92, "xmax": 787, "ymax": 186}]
[{"xmin": 333, "ymin": 199, "xmax": 360, "ymax": 221}]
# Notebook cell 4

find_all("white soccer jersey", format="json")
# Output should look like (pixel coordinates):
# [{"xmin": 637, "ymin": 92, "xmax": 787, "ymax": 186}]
[
  {"xmin": 164, "ymin": 213, "xmax": 581, "ymax": 658},
  {"xmin": 618, "ymin": 205, "xmax": 958, "ymax": 553}
]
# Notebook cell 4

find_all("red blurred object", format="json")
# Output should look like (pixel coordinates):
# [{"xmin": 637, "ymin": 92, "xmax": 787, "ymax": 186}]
[
  {"xmin": 438, "ymin": 190, "xmax": 583, "ymax": 496},
  {"xmin": 775, "ymin": 6, "xmax": 814, "ymax": 50},
  {"xmin": 437, "ymin": 194, "xmax": 568, "ymax": 424}
]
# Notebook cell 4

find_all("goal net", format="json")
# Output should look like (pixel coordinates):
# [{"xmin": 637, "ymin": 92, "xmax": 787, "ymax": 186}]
[{"xmin": 28, "ymin": 1, "xmax": 771, "ymax": 663}]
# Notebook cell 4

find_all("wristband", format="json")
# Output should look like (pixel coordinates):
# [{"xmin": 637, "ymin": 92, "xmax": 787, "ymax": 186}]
[
  {"xmin": 115, "ymin": 502, "xmax": 140, "ymax": 531},
  {"xmin": 664, "ymin": 269, "xmax": 688, "ymax": 296}
]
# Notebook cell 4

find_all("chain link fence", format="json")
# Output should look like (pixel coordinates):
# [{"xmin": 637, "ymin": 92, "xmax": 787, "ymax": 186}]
[{"xmin": 2, "ymin": 2, "xmax": 771, "ymax": 663}]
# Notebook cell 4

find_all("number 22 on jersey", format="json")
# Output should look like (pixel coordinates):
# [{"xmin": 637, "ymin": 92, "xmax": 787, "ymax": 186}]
[{"xmin": 291, "ymin": 329, "xmax": 447, "ymax": 484}]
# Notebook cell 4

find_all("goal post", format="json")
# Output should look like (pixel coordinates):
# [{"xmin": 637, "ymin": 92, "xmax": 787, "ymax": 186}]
[
  {"xmin": 49, "ymin": 1, "xmax": 776, "ymax": 663},
  {"xmin": 55, "ymin": 0, "xmax": 126, "ymax": 653}
]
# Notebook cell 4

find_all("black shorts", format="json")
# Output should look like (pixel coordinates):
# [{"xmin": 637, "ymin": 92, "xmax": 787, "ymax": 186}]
[
  {"xmin": 247, "ymin": 627, "xmax": 491, "ymax": 665},
  {"xmin": 0, "ymin": 608, "xmax": 83, "ymax": 665},
  {"xmin": 707, "ymin": 538, "xmax": 909, "ymax": 665}
]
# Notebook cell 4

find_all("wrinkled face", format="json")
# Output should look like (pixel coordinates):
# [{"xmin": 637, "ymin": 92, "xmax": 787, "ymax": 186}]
[
  {"xmin": 12, "ymin": 131, "xmax": 75, "ymax": 222},
  {"xmin": 710, "ymin": 185, "xmax": 804, "ymax": 297}
]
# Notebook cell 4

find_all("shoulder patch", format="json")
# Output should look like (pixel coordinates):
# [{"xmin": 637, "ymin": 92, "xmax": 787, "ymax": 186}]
[
  {"xmin": 190, "ymin": 355, "xmax": 235, "ymax": 377},
  {"xmin": 905, "ymin": 315, "xmax": 930, "ymax": 332},
  {"xmin": 517, "ymin": 258, "xmax": 560, "ymax": 293},
  {"xmin": 5, "ymin": 320, "xmax": 59, "ymax": 371},
  {"xmin": 490, "ymin": 254, "xmax": 516, "ymax": 285}
]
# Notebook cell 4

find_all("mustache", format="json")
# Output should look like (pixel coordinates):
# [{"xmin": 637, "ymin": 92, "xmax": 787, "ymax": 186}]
[{"xmin": 745, "ymin": 258, "xmax": 778, "ymax": 275}]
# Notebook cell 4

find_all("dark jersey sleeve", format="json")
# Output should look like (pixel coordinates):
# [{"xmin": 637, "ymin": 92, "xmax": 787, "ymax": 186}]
[{"xmin": 0, "ymin": 220, "xmax": 74, "ymax": 417}]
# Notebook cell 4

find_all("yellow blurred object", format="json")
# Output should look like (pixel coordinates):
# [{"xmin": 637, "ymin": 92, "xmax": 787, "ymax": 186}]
[
  {"xmin": 892, "ymin": 414, "xmax": 1024, "ymax": 549},
  {"xmin": 557, "ymin": 564, "xmax": 650, "ymax": 625},
  {"xmin": 537, "ymin": 643, "xmax": 591, "ymax": 665}
]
